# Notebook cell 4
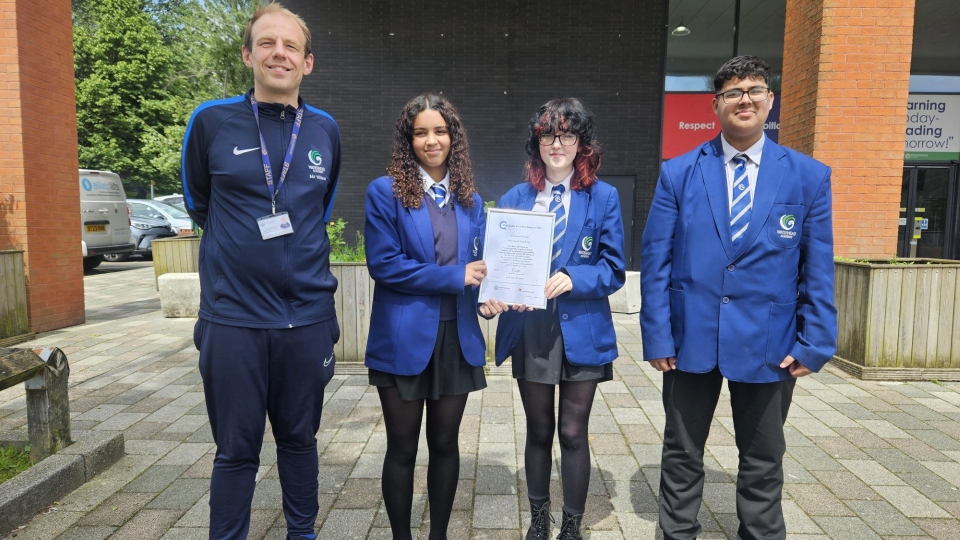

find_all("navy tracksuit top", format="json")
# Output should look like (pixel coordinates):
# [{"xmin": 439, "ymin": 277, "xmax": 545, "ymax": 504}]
[{"xmin": 181, "ymin": 91, "xmax": 341, "ymax": 329}]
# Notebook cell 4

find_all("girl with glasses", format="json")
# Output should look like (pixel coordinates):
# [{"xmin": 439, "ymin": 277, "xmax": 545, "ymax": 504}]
[
  {"xmin": 481, "ymin": 98, "xmax": 626, "ymax": 540},
  {"xmin": 364, "ymin": 93, "xmax": 494, "ymax": 540}
]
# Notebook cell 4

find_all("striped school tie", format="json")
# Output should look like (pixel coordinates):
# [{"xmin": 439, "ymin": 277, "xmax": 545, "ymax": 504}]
[
  {"xmin": 549, "ymin": 184, "xmax": 566, "ymax": 273},
  {"xmin": 431, "ymin": 184, "xmax": 447, "ymax": 208},
  {"xmin": 730, "ymin": 154, "xmax": 751, "ymax": 248}
]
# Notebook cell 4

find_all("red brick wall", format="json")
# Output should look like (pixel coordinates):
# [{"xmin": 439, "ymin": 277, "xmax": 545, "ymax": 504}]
[
  {"xmin": 781, "ymin": 0, "xmax": 914, "ymax": 258},
  {"xmin": 0, "ymin": 0, "xmax": 84, "ymax": 332}
]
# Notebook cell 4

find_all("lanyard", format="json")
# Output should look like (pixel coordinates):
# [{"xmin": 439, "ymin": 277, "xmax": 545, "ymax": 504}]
[{"xmin": 250, "ymin": 93, "xmax": 304, "ymax": 214}]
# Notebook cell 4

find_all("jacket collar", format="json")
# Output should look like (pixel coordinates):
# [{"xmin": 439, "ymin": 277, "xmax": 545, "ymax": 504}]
[{"xmin": 699, "ymin": 135, "xmax": 786, "ymax": 261}]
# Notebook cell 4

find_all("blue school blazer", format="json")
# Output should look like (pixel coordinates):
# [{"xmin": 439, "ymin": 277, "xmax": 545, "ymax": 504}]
[
  {"xmin": 493, "ymin": 179, "xmax": 626, "ymax": 366},
  {"xmin": 639, "ymin": 136, "xmax": 838, "ymax": 383},
  {"xmin": 363, "ymin": 176, "xmax": 487, "ymax": 376}
]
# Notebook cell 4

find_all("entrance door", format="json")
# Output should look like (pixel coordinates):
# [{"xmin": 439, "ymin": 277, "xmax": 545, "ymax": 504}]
[{"xmin": 899, "ymin": 166, "xmax": 958, "ymax": 259}]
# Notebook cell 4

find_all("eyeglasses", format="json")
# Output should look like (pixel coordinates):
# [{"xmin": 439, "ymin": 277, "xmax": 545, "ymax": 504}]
[
  {"xmin": 716, "ymin": 86, "xmax": 770, "ymax": 104},
  {"xmin": 538, "ymin": 133, "xmax": 578, "ymax": 146}
]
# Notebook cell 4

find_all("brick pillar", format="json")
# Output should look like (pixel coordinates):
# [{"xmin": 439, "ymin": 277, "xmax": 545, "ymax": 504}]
[
  {"xmin": 0, "ymin": 0, "xmax": 84, "ymax": 331},
  {"xmin": 780, "ymin": 0, "xmax": 915, "ymax": 258}
]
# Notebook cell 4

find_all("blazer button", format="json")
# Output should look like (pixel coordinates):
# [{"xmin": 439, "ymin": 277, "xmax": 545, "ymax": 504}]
[
  {"xmin": 562, "ymin": 314, "xmax": 569, "ymax": 320},
  {"xmin": 722, "ymin": 296, "xmax": 730, "ymax": 304},
  {"xmin": 727, "ymin": 264, "xmax": 735, "ymax": 271}
]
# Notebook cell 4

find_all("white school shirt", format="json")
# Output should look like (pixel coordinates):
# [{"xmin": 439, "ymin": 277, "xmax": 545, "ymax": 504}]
[
  {"xmin": 419, "ymin": 165, "xmax": 450, "ymax": 207},
  {"xmin": 533, "ymin": 171, "xmax": 573, "ymax": 216}
]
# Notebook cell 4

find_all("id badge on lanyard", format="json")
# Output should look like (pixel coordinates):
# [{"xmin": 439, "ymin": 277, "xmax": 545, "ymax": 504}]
[{"xmin": 251, "ymin": 93, "xmax": 304, "ymax": 240}]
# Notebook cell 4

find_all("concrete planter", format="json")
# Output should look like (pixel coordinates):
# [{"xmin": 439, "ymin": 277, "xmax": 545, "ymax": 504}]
[
  {"xmin": 0, "ymin": 250, "xmax": 33, "ymax": 346},
  {"xmin": 833, "ymin": 258, "xmax": 960, "ymax": 380}
]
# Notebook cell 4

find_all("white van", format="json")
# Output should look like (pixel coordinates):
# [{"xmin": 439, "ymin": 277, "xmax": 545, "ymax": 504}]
[{"xmin": 80, "ymin": 169, "xmax": 135, "ymax": 270}]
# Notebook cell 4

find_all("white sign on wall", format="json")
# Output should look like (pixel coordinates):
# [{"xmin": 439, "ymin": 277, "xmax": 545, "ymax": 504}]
[{"xmin": 904, "ymin": 94, "xmax": 960, "ymax": 161}]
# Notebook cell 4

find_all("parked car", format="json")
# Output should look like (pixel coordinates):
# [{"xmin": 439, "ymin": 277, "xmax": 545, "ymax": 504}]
[
  {"xmin": 103, "ymin": 215, "xmax": 177, "ymax": 262},
  {"xmin": 79, "ymin": 169, "xmax": 135, "ymax": 271},
  {"xmin": 154, "ymin": 194, "xmax": 185, "ymax": 210},
  {"xmin": 128, "ymin": 199, "xmax": 193, "ymax": 234}
]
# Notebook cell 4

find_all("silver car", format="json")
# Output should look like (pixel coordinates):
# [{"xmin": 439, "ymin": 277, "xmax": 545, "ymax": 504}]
[{"xmin": 128, "ymin": 199, "xmax": 193, "ymax": 234}]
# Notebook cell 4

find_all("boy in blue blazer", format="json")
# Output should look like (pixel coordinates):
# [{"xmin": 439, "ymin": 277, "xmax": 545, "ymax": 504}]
[{"xmin": 640, "ymin": 56, "xmax": 837, "ymax": 540}]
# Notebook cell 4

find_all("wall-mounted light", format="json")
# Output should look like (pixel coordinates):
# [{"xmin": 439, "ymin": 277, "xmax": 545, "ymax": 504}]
[{"xmin": 671, "ymin": 19, "xmax": 691, "ymax": 36}]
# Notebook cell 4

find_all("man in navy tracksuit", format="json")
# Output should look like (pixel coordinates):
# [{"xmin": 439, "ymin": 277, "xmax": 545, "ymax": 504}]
[{"xmin": 180, "ymin": 4, "xmax": 340, "ymax": 539}]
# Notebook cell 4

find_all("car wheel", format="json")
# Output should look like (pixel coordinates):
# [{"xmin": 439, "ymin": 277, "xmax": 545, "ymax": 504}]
[
  {"xmin": 103, "ymin": 253, "xmax": 129, "ymax": 262},
  {"xmin": 83, "ymin": 255, "xmax": 104, "ymax": 271}
]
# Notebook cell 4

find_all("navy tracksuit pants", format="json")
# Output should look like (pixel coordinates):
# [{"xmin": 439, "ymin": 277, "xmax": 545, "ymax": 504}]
[{"xmin": 196, "ymin": 318, "xmax": 339, "ymax": 540}]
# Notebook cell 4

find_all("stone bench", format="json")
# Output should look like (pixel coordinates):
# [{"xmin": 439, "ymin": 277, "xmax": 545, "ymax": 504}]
[
  {"xmin": 158, "ymin": 273, "xmax": 201, "ymax": 318},
  {"xmin": 609, "ymin": 271, "xmax": 640, "ymax": 314}
]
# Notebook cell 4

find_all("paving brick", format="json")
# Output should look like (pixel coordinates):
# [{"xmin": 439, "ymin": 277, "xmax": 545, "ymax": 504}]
[
  {"xmin": 812, "ymin": 517, "xmax": 883, "ymax": 540},
  {"xmin": 472, "ymin": 495, "xmax": 519, "ymax": 529},
  {"xmin": 784, "ymin": 484, "xmax": 855, "ymax": 517},
  {"xmin": 79, "ymin": 492, "xmax": 156, "ymax": 527},
  {"xmin": 872, "ymin": 485, "xmax": 952, "ymax": 518},
  {"xmin": 124, "ymin": 465, "xmax": 191, "ymax": 494}
]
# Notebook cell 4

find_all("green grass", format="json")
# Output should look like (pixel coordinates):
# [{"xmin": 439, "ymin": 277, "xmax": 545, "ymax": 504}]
[{"xmin": 0, "ymin": 447, "xmax": 31, "ymax": 485}]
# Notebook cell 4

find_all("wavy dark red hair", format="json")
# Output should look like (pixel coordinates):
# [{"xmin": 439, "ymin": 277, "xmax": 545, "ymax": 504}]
[{"xmin": 523, "ymin": 98, "xmax": 603, "ymax": 192}]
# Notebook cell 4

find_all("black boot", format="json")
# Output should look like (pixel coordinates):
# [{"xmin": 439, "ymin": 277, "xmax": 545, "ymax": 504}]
[
  {"xmin": 556, "ymin": 509, "xmax": 583, "ymax": 540},
  {"xmin": 526, "ymin": 500, "xmax": 554, "ymax": 540}
]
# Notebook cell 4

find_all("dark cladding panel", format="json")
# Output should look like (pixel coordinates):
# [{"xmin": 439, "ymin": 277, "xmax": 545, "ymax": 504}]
[{"xmin": 289, "ymin": 0, "xmax": 666, "ymax": 268}]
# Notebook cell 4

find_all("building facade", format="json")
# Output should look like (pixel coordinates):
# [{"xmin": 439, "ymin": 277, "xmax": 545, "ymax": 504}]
[{"xmin": 290, "ymin": 0, "xmax": 960, "ymax": 268}]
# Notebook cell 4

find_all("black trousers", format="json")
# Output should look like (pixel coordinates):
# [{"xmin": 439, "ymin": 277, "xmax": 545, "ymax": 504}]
[{"xmin": 659, "ymin": 367, "xmax": 796, "ymax": 540}]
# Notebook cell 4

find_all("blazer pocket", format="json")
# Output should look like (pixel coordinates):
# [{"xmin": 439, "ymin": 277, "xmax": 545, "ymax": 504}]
[
  {"xmin": 368, "ymin": 301, "xmax": 404, "ymax": 363},
  {"xmin": 572, "ymin": 227, "xmax": 598, "ymax": 265},
  {"xmin": 767, "ymin": 204, "xmax": 803, "ymax": 248},
  {"xmin": 766, "ymin": 300, "xmax": 798, "ymax": 369},
  {"xmin": 669, "ymin": 287, "xmax": 684, "ymax": 351},
  {"xmin": 587, "ymin": 300, "xmax": 616, "ymax": 352},
  {"xmin": 470, "ymin": 225, "xmax": 483, "ymax": 261}
]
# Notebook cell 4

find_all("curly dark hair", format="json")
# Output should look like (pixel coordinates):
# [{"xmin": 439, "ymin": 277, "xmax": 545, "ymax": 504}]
[
  {"xmin": 524, "ymin": 98, "xmax": 602, "ymax": 192},
  {"xmin": 386, "ymin": 93, "xmax": 476, "ymax": 209},
  {"xmin": 713, "ymin": 55, "xmax": 772, "ymax": 91}
]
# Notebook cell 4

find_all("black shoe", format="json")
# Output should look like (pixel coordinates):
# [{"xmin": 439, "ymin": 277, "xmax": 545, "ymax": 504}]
[
  {"xmin": 556, "ymin": 510, "xmax": 583, "ymax": 540},
  {"xmin": 526, "ymin": 500, "xmax": 554, "ymax": 540}
]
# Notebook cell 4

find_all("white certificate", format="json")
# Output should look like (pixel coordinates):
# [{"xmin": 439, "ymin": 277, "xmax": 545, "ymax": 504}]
[{"xmin": 479, "ymin": 208, "xmax": 554, "ymax": 309}]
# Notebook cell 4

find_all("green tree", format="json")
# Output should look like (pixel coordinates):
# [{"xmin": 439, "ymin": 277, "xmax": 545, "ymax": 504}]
[
  {"xmin": 74, "ymin": 0, "xmax": 186, "ymax": 194},
  {"xmin": 193, "ymin": 0, "xmax": 259, "ymax": 98},
  {"xmin": 74, "ymin": 0, "xmax": 262, "ymax": 195}
]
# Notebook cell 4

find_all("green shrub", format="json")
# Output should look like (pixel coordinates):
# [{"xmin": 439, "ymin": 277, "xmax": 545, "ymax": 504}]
[
  {"xmin": 0, "ymin": 447, "xmax": 31, "ymax": 485},
  {"xmin": 327, "ymin": 218, "xmax": 366, "ymax": 262}
]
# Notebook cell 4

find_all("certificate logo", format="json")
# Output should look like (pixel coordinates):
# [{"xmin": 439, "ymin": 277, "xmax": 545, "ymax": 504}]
[{"xmin": 499, "ymin": 221, "xmax": 508, "ymax": 230}]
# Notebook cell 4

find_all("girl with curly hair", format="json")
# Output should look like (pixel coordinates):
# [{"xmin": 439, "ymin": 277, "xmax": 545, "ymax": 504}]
[
  {"xmin": 482, "ymin": 98, "xmax": 626, "ymax": 540},
  {"xmin": 364, "ymin": 93, "xmax": 496, "ymax": 540}
]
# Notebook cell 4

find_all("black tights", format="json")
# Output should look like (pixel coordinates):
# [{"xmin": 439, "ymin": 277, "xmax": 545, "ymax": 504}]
[
  {"xmin": 518, "ymin": 378, "xmax": 599, "ymax": 516},
  {"xmin": 378, "ymin": 387, "xmax": 468, "ymax": 540}
]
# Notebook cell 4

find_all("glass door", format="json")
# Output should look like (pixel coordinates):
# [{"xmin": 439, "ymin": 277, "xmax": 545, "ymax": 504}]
[{"xmin": 899, "ymin": 166, "xmax": 957, "ymax": 259}]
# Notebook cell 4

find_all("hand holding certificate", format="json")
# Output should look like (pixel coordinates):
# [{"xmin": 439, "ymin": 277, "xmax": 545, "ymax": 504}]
[{"xmin": 478, "ymin": 208, "xmax": 554, "ymax": 309}]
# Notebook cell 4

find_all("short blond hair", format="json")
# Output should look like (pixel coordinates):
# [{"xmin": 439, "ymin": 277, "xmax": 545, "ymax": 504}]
[{"xmin": 242, "ymin": 2, "xmax": 312, "ymax": 56}]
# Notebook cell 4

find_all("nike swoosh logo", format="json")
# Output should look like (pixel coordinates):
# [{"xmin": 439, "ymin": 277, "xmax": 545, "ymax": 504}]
[
  {"xmin": 233, "ymin": 146, "xmax": 260, "ymax": 155},
  {"xmin": 323, "ymin": 353, "xmax": 335, "ymax": 367}
]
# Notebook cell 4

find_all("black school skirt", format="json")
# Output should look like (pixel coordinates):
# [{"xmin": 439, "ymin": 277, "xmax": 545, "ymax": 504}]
[
  {"xmin": 369, "ymin": 320, "xmax": 486, "ymax": 400},
  {"xmin": 511, "ymin": 299, "xmax": 613, "ymax": 385}
]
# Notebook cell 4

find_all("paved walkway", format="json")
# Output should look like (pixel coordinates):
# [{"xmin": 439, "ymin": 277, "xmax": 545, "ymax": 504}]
[{"xmin": 1, "ymin": 263, "xmax": 959, "ymax": 539}]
